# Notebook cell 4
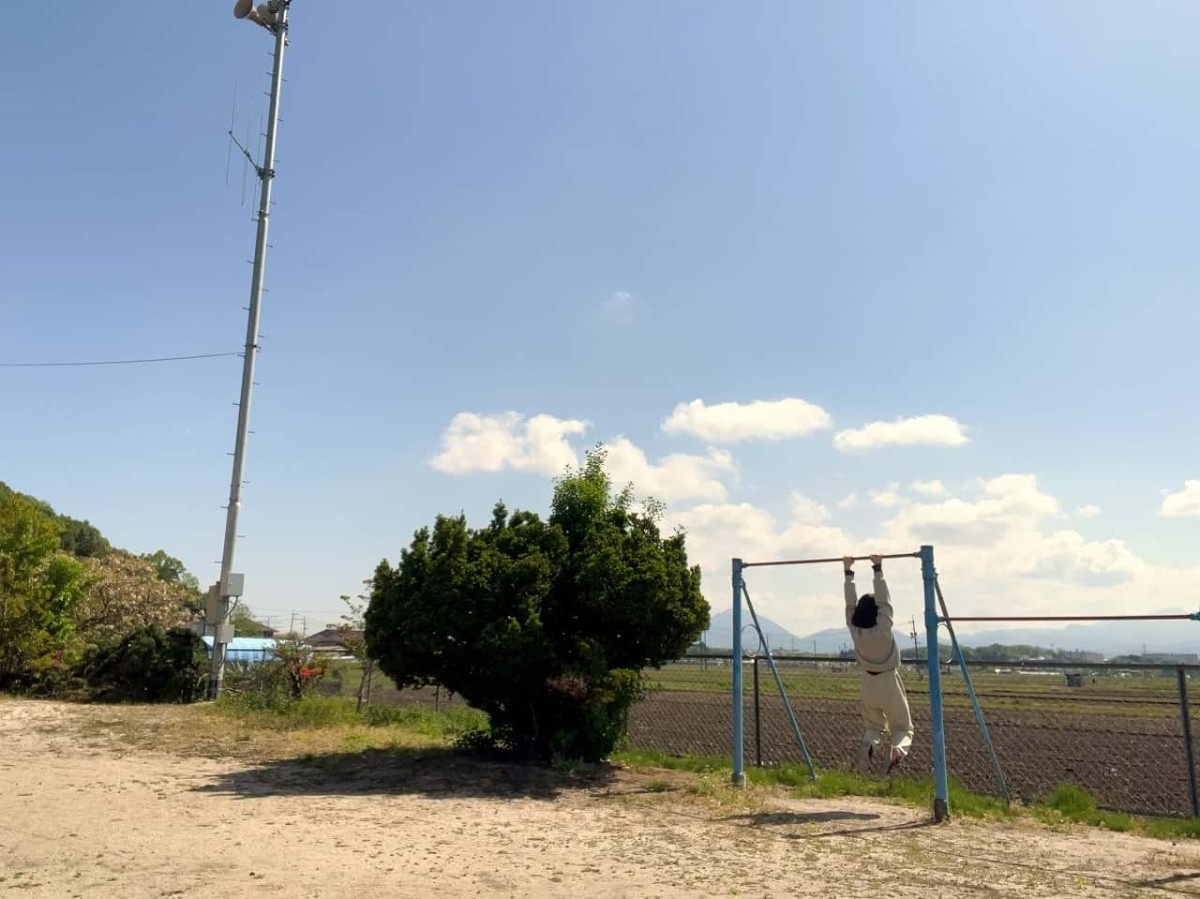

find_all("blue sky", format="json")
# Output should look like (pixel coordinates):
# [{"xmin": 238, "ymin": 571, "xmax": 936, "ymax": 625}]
[{"xmin": 3, "ymin": 2, "xmax": 1200, "ymax": 640}]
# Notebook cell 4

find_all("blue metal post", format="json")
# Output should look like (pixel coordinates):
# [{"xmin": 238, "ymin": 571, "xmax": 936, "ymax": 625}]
[
  {"xmin": 731, "ymin": 558, "xmax": 746, "ymax": 786},
  {"xmin": 921, "ymin": 545, "xmax": 950, "ymax": 821},
  {"xmin": 936, "ymin": 578, "xmax": 1009, "ymax": 803}
]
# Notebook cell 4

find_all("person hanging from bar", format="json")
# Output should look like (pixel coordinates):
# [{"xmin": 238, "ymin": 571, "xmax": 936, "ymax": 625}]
[{"xmin": 844, "ymin": 554, "xmax": 914, "ymax": 774}]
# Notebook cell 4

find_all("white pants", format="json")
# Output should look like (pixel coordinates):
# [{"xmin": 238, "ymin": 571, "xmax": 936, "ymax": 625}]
[{"xmin": 860, "ymin": 669, "xmax": 914, "ymax": 756}]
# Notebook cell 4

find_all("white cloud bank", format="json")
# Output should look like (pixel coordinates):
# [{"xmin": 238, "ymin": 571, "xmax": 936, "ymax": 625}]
[
  {"xmin": 1161, "ymin": 481, "xmax": 1200, "ymax": 518},
  {"xmin": 662, "ymin": 398, "xmax": 831, "ymax": 443},
  {"xmin": 604, "ymin": 438, "xmax": 735, "ymax": 503},
  {"xmin": 428, "ymin": 406, "xmax": 1194, "ymax": 640},
  {"xmin": 430, "ymin": 411, "xmax": 736, "ymax": 503},
  {"xmin": 834, "ymin": 414, "xmax": 969, "ymax": 453},
  {"xmin": 430, "ymin": 412, "xmax": 586, "ymax": 475},
  {"xmin": 668, "ymin": 472, "xmax": 1187, "ymax": 638}
]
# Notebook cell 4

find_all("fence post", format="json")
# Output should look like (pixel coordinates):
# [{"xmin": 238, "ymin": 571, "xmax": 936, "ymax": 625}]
[
  {"xmin": 1177, "ymin": 666, "xmax": 1199, "ymax": 817},
  {"xmin": 921, "ymin": 544, "xmax": 950, "ymax": 822},
  {"xmin": 753, "ymin": 656, "xmax": 762, "ymax": 767},
  {"xmin": 731, "ymin": 558, "xmax": 746, "ymax": 787}
]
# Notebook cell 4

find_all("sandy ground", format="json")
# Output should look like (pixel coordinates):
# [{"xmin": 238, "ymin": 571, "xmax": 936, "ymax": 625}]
[{"xmin": 1, "ymin": 701, "xmax": 1198, "ymax": 898}]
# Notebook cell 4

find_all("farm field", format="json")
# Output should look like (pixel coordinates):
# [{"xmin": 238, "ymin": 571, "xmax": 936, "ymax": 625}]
[
  {"xmin": 321, "ymin": 659, "xmax": 1200, "ymax": 817},
  {"xmin": 3, "ymin": 698, "xmax": 1199, "ymax": 899}
]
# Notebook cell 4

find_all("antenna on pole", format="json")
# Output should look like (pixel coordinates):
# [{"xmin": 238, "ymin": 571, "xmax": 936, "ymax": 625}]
[{"xmin": 208, "ymin": 0, "xmax": 294, "ymax": 700}]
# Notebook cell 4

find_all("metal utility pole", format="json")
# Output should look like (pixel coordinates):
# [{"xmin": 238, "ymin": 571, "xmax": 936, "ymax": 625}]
[{"xmin": 208, "ymin": 0, "xmax": 292, "ymax": 699}]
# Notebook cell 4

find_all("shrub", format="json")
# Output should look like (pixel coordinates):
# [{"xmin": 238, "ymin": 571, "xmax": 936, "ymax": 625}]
[
  {"xmin": 365, "ymin": 446, "xmax": 709, "ymax": 763},
  {"xmin": 85, "ymin": 624, "xmax": 208, "ymax": 703}
]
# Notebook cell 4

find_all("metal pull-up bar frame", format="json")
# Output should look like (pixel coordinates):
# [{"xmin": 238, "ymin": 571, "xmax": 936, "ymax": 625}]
[
  {"xmin": 741, "ymin": 552, "xmax": 919, "ymax": 569},
  {"xmin": 731, "ymin": 545, "xmax": 1200, "ymax": 824},
  {"xmin": 943, "ymin": 613, "xmax": 1200, "ymax": 623},
  {"xmin": 731, "ymin": 545, "xmax": 952, "ymax": 822}
]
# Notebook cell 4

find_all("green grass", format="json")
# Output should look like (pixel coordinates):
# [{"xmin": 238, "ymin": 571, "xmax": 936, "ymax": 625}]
[
  {"xmin": 614, "ymin": 748, "xmax": 1200, "ymax": 838},
  {"xmin": 214, "ymin": 692, "xmax": 487, "ymax": 740}
]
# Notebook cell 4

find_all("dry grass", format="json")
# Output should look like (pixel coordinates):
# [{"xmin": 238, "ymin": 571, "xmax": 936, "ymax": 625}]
[{"xmin": 46, "ymin": 700, "xmax": 448, "ymax": 763}]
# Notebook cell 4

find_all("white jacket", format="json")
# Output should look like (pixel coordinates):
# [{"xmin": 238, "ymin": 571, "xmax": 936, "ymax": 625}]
[{"xmin": 844, "ymin": 569, "xmax": 900, "ymax": 673}]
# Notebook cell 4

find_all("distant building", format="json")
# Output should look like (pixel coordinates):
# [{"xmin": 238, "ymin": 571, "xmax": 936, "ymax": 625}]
[
  {"xmin": 307, "ymin": 626, "xmax": 362, "ymax": 656},
  {"xmin": 200, "ymin": 636, "xmax": 276, "ymax": 664}
]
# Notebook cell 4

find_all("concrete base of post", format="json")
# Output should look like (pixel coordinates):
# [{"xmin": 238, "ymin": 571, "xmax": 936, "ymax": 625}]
[{"xmin": 731, "ymin": 772, "xmax": 747, "ymax": 788}]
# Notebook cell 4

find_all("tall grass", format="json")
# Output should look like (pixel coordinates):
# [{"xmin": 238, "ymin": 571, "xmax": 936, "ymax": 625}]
[
  {"xmin": 613, "ymin": 748, "xmax": 1200, "ymax": 838},
  {"xmin": 214, "ymin": 691, "xmax": 487, "ymax": 740}
]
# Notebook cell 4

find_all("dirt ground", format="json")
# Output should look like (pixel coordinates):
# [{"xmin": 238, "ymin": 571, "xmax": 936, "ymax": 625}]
[{"xmin": 2, "ymin": 700, "xmax": 1198, "ymax": 898}]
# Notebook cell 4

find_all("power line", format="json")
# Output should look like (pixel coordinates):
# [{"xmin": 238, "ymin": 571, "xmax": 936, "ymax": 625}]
[{"xmin": 0, "ymin": 351, "xmax": 242, "ymax": 368}]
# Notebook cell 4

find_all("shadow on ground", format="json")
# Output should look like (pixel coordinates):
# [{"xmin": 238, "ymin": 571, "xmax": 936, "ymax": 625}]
[
  {"xmin": 730, "ymin": 810, "xmax": 880, "ymax": 826},
  {"xmin": 191, "ymin": 746, "xmax": 617, "ymax": 802},
  {"xmin": 1131, "ymin": 872, "xmax": 1200, "ymax": 889},
  {"xmin": 725, "ymin": 808, "xmax": 935, "ymax": 840}
]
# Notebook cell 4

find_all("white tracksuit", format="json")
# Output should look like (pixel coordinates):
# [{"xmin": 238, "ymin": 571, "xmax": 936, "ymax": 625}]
[{"xmin": 845, "ymin": 569, "xmax": 914, "ymax": 759}]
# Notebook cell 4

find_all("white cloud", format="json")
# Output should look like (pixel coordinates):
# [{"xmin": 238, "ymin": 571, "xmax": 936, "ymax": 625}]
[
  {"xmin": 426, "ymin": 407, "xmax": 1199, "ymax": 643},
  {"xmin": 1161, "ymin": 481, "xmax": 1200, "ymax": 518},
  {"xmin": 601, "ymin": 290, "xmax": 636, "ymax": 324},
  {"xmin": 788, "ymin": 492, "xmax": 830, "ymax": 525},
  {"xmin": 911, "ymin": 480, "xmax": 947, "ymax": 497},
  {"xmin": 869, "ymin": 483, "xmax": 906, "ymax": 509},
  {"xmin": 662, "ymin": 398, "xmax": 831, "ymax": 443},
  {"xmin": 604, "ymin": 438, "xmax": 736, "ymax": 503},
  {"xmin": 683, "ymin": 471, "xmax": 1185, "ymax": 637},
  {"xmin": 833, "ymin": 414, "xmax": 969, "ymax": 453},
  {"xmin": 877, "ymin": 473, "xmax": 1152, "ymax": 595},
  {"xmin": 671, "ymin": 501, "xmax": 854, "ymax": 575},
  {"xmin": 430, "ymin": 412, "xmax": 586, "ymax": 475}
]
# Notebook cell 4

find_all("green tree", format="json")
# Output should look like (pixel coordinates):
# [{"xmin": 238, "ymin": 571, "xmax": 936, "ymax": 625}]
[
  {"xmin": 229, "ymin": 603, "xmax": 272, "ymax": 637},
  {"xmin": 0, "ymin": 494, "xmax": 89, "ymax": 683},
  {"xmin": 338, "ymin": 587, "xmax": 374, "ymax": 711},
  {"xmin": 365, "ymin": 446, "xmax": 709, "ymax": 762},
  {"xmin": 139, "ymin": 550, "xmax": 199, "ymax": 590},
  {"xmin": 75, "ymin": 552, "xmax": 196, "ymax": 645},
  {"xmin": 0, "ymin": 483, "xmax": 109, "ymax": 558},
  {"xmin": 58, "ymin": 517, "xmax": 110, "ymax": 559},
  {"xmin": 84, "ymin": 624, "xmax": 209, "ymax": 703}
]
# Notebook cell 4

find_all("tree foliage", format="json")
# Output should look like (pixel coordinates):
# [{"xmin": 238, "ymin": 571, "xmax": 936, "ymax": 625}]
[
  {"xmin": 0, "ymin": 482, "xmax": 110, "ymax": 559},
  {"xmin": 84, "ymin": 624, "xmax": 208, "ymax": 703},
  {"xmin": 0, "ymin": 492, "xmax": 90, "ymax": 684},
  {"xmin": 59, "ymin": 518, "xmax": 110, "ymax": 559},
  {"xmin": 365, "ymin": 447, "xmax": 709, "ymax": 762},
  {"xmin": 338, "ymin": 587, "xmax": 374, "ymax": 710},
  {"xmin": 0, "ymin": 483, "xmax": 203, "ymax": 692},
  {"xmin": 230, "ymin": 603, "xmax": 272, "ymax": 637},
  {"xmin": 75, "ymin": 553, "xmax": 196, "ymax": 645}
]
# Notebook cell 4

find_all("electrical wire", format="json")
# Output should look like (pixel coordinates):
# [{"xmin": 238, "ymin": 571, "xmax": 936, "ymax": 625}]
[{"xmin": 0, "ymin": 351, "xmax": 243, "ymax": 368}]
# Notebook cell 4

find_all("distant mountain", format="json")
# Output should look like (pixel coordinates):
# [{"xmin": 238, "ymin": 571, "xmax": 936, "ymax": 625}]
[
  {"xmin": 704, "ymin": 608, "xmax": 1198, "ymax": 659},
  {"xmin": 704, "ymin": 609, "xmax": 803, "ymax": 652},
  {"xmin": 799, "ymin": 627, "xmax": 917, "ymax": 655},
  {"xmin": 704, "ymin": 611, "xmax": 910, "ymax": 655},
  {"xmin": 952, "ymin": 620, "xmax": 1199, "ymax": 658}
]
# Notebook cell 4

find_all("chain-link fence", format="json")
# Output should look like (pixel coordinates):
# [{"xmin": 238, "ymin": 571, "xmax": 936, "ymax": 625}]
[
  {"xmin": 625, "ymin": 654, "xmax": 1200, "ymax": 818},
  {"xmin": 271, "ymin": 651, "xmax": 1200, "ymax": 818}
]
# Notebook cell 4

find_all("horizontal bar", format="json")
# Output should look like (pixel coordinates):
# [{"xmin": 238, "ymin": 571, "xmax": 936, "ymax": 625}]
[
  {"xmin": 741, "ymin": 551, "xmax": 920, "ymax": 569},
  {"xmin": 943, "ymin": 613, "xmax": 1200, "ymax": 623}
]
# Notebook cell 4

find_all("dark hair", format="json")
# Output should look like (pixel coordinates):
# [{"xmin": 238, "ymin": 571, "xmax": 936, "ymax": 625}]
[{"xmin": 851, "ymin": 594, "xmax": 878, "ymax": 629}]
